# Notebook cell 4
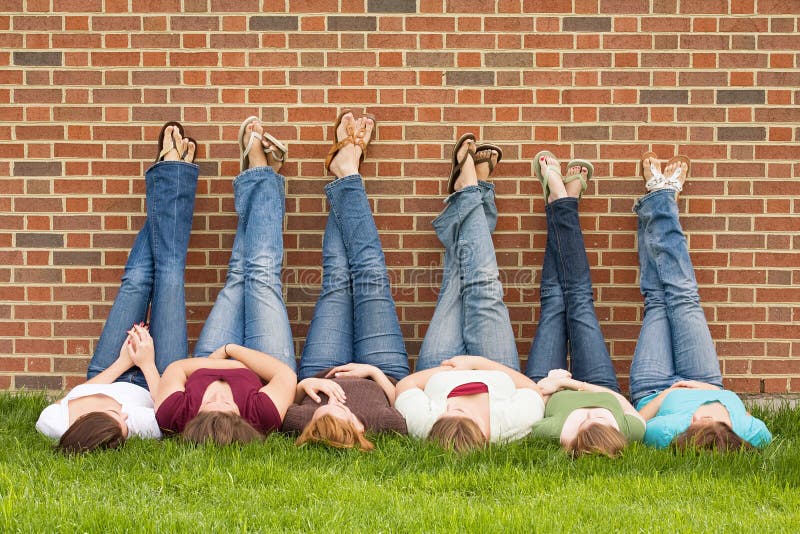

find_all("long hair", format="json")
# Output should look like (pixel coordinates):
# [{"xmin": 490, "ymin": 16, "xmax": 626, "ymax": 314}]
[
  {"xmin": 296, "ymin": 414, "xmax": 374, "ymax": 451},
  {"xmin": 57, "ymin": 412, "xmax": 125, "ymax": 454},
  {"xmin": 673, "ymin": 421, "xmax": 751, "ymax": 453},
  {"xmin": 182, "ymin": 411, "xmax": 264, "ymax": 445},
  {"xmin": 428, "ymin": 416, "xmax": 487, "ymax": 453},
  {"xmin": 568, "ymin": 423, "xmax": 628, "ymax": 458}
]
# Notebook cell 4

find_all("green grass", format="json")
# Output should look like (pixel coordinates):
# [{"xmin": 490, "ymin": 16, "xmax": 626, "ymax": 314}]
[{"xmin": 2, "ymin": 393, "xmax": 800, "ymax": 532}]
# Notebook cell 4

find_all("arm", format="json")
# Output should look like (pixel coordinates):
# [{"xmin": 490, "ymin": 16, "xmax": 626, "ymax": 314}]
[
  {"xmin": 85, "ymin": 334, "xmax": 135, "ymax": 386},
  {"xmin": 325, "ymin": 363, "xmax": 397, "ymax": 404},
  {"xmin": 395, "ymin": 366, "xmax": 452, "ymax": 400},
  {"xmin": 442, "ymin": 355, "xmax": 543, "ymax": 396},
  {"xmin": 638, "ymin": 380, "xmax": 722, "ymax": 421},
  {"xmin": 154, "ymin": 356, "xmax": 246, "ymax": 410},
  {"xmin": 126, "ymin": 324, "xmax": 161, "ymax": 400},
  {"xmin": 221, "ymin": 344, "xmax": 297, "ymax": 419}
]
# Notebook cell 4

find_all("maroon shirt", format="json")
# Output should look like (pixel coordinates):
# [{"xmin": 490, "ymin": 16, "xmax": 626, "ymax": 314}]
[
  {"xmin": 156, "ymin": 367, "xmax": 281, "ymax": 434},
  {"xmin": 447, "ymin": 381, "xmax": 489, "ymax": 398}
]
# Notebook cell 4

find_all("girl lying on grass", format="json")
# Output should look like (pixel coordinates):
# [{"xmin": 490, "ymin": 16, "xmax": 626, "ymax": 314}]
[
  {"xmin": 154, "ymin": 118, "xmax": 296, "ymax": 445},
  {"xmin": 394, "ymin": 134, "xmax": 545, "ymax": 453},
  {"xmin": 629, "ymin": 153, "xmax": 771, "ymax": 452},
  {"xmin": 36, "ymin": 122, "xmax": 199, "ymax": 453},
  {"xmin": 281, "ymin": 110, "xmax": 410, "ymax": 450},
  {"xmin": 524, "ymin": 152, "xmax": 645, "ymax": 457}
]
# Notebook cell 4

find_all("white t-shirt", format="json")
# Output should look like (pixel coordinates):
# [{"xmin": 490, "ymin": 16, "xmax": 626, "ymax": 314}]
[
  {"xmin": 36, "ymin": 382, "xmax": 161, "ymax": 440},
  {"xmin": 394, "ymin": 370, "xmax": 545, "ymax": 443}
]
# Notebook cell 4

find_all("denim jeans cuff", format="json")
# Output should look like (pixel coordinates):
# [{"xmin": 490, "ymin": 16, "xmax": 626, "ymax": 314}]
[
  {"xmin": 632, "ymin": 188, "xmax": 675, "ymax": 213},
  {"xmin": 324, "ymin": 173, "xmax": 362, "ymax": 192},
  {"xmin": 146, "ymin": 160, "xmax": 199, "ymax": 174},
  {"xmin": 233, "ymin": 165, "xmax": 284, "ymax": 186},
  {"xmin": 477, "ymin": 180, "xmax": 495, "ymax": 192},
  {"xmin": 443, "ymin": 184, "xmax": 481, "ymax": 204}
]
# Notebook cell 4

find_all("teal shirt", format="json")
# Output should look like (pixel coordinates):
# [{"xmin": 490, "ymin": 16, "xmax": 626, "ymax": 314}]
[
  {"xmin": 531, "ymin": 390, "xmax": 645, "ymax": 442},
  {"xmin": 636, "ymin": 389, "xmax": 772, "ymax": 449}
]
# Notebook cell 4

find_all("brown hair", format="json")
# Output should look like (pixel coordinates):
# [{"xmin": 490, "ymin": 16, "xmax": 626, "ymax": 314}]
[
  {"xmin": 568, "ymin": 423, "xmax": 628, "ymax": 458},
  {"xmin": 182, "ymin": 411, "xmax": 264, "ymax": 445},
  {"xmin": 295, "ymin": 414, "xmax": 374, "ymax": 451},
  {"xmin": 673, "ymin": 421, "xmax": 751, "ymax": 453},
  {"xmin": 57, "ymin": 412, "xmax": 125, "ymax": 454},
  {"xmin": 428, "ymin": 416, "xmax": 487, "ymax": 453}
]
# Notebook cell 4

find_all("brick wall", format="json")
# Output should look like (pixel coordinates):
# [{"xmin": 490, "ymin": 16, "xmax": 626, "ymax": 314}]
[{"xmin": 1, "ymin": 1, "xmax": 798, "ymax": 393}]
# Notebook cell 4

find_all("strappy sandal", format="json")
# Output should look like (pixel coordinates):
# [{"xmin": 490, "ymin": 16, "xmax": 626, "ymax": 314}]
[
  {"xmin": 324, "ymin": 109, "xmax": 375, "ymax": 173},
  {"xmin": 155, "ymin": 121, "xmax": 185, "ymax": 162},
  {"xmin": 641, "ymin": 152, "xmax": 687, "ymax": 197},
  {"xmin": 564, "ymin": 159, "xmax": 594, "ymax": 199},
  {"xmin": 533, "ymin": 150, "xmax": 562, "ymax": 202},
  {"xmin": 474, "ymin": 143, "xmax": 503, "ymax": 175},
  {"xmin": 181, "ymin": 137, "xmax": 198, "ymax": 164},
  {"xmin": 447, "ymin": 133, "xmax": 477, "ymax": 193},
  {"xmin": 238, "ymin": 116, "xmax": 287, "ymax": 172},
  {"xmin": 666, "ymin": 155, "xmax": 690, "ymax": 195}
]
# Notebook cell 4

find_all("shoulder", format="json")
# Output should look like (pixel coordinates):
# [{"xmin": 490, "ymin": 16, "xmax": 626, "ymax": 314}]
[{"xmin": 35, "ymin": 403, "xmax": 68, "ymax": 439}]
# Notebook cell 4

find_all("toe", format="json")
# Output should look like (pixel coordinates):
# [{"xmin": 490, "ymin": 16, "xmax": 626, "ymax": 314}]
[{"xmin": 185, "ymin": 140, "xmax": 196, "ymax": 161}]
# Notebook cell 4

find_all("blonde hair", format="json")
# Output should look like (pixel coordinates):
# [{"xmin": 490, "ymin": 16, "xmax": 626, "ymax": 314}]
[
  {"xmin": 296, "ymin": 414, "xmax": 374, "ymax": 451},
  {"xmin": 673, "ymin": 421, "xmax": 751, "ymax": 453},
  {"xmin": 568, "ymin": 423, "xmax": 628, "ymax": 458},
  {"xmin": 182, "ymin": 411, "xmax": 264, "ymax": 445},
  {"xmin": 428, "ymin": 416, "xmax": 487, "ymax": 453}
]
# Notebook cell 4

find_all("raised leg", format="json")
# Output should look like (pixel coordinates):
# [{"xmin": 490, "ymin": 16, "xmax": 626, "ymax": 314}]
[
  {"xmin": 326, "ymin": 175, "xmax": 409, "ymax": 380},
  {"xmin": 298, "ymin": 210, "xmax": 355, "ymax": 379},
  {"xmin": 630, "ymin": 189, "xmax": 722, "ymax": 403}
]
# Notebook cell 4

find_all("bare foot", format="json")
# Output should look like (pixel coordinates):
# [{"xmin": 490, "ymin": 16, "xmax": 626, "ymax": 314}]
[
  {"xmin": 329, "ymin": 112, "xmax": 374, "ymax": 179},
  {"xmin": 564, "ymin": 164, "xmax": 586, "ymax": 198},
  {"xmin": 261, "ymin": 138, "xmax": 284, "ymax": 173},
  {"xmin": 184, "ymin": 139, "xmax": 196, "ymax": 163},
  {"xmin": 642, "ymin": 154, "xmax": 660, "ymax": 185},
  {"xmin": 663, "ymin": 159, "xmax": 687, "ymax": 191},
  {"xmin": 161, "ymin": 126, "xmax": 185, "ymax": 162},
  {"xmin": 453, "ymin": 139, "xmax": 478, "ymax": 191},
  {"xmin": 245, "ymin": 120, "xmax": 268, "ymax": 169},
  {"xmin": 540, "ymin": 154, "xmax": 566, "ymax": 203},
  {"xmin": 474, "ymin": 149, "xmax": 499, "ymax": 182}
]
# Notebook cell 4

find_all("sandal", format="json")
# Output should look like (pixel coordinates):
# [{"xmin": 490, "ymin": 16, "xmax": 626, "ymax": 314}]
[
  {"xmin": 473, "ymin": 143, "xmax": 503, "ymax": 175},
  {"xmin": 666, "ymin": 155, "xmax": 690, "ymax": 195},
  {"xmin": 324, "ymin": 109, "xmax": 375, "ymax": 173},
  {"xmin": 564, "ymin": 159, "xmax": 594, "ymax": 199},
  {"xmin": 238, "ymin": 116, "xmax": 287, "ymax": 172},
  {"xmin": 447, "ymin": 133, "xmax": 477, "ymax": 194},
  {"xmin": 181, "ymin": 137, "xmax": 198, "ymax": 164},
  {"xmin": 155, "ymin": 121, "xmax": 185, "ymax": 162},
  {"xmin": 533, "ymin": 150, "xmax": 562, "ymax": 202},
  {"xmin": 641, "ymin": 152, "xmax": 687, "ymax": 197}
]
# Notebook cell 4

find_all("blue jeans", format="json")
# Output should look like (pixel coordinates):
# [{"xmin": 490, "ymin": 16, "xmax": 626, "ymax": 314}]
[
  {"xmin": 525, "ymin": 198, "xmax": 619, "ymax": 391},
  {"xmin": 299, "ymin": 175, "xmax": 409, "ymax": 380},
  {"xmin": 194, "ymin": 166, "xmax": 296, "ymax": 369},
  {"xmin": 417, "ymin": 182, "xmax": 519, "ymax": 371},
  {"xmin": 629, "ymin": 189, "xmax": 723, "ymax": 405},
  {"xmin": 87, "ymin": 161, "xmax": 199, "ymax": 388}
]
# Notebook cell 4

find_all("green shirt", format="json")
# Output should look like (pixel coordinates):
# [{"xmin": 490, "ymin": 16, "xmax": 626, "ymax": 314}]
[{"xmin": 531, "ymin": 390, "xmax": 645, "ymax": 442}]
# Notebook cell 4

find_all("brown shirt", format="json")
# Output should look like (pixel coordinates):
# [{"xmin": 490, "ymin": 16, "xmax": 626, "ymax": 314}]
[{"xmin": 281, "ymin": 374, "xmax": 407, "ymax": 435}]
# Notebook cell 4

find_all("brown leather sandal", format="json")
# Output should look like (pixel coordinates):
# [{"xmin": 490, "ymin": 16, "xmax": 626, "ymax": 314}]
[
  {"xmin": 325, "ymin": 109, "xmax": 354, "ymax": 173},
  {"xmin": 155, "ymin": 121, "xmax": 185, "ymax": 162},
  {"xmin": 473, "ymin": 143, "xmax": 503, "ymax": 175},
  {"xmin": 447, "ymin": 133, "xmax": 477, "ymax": 193}
]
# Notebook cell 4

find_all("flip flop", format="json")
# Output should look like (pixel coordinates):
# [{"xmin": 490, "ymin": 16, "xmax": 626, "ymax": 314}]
[
  {"xmin": 533, "ymin": 150, "xmax": 562, "ymax": 202},
  {"xmin": 564, "ymin": 159, "xmax": 594, "ymax": 199},
  {"xmin": 155, "ymin": 121, "xmax": 185, "ymax": 162},
  {"xmin": 474, "ymin": 143, "xmax": 503, "ymax": 175},
  {"xmin": 181, "ymin": 137, "xmax": 198, "ymax": 164},
  {"xmin": 324, "ymin": 108, "xmax": 354, "ymax": 173},
  {"xmin": 238, "ymin": 116, "xmax": 286, "ymax": 172},
  {"xmin": 666, "ymin": 155, "xmax": 690, "ymax": 197},
  {"xmin": 447, "ymin": 133, "xmax": 477, "ymax": 193},
  {"xmin": 639, "ymin": 151, "xmax": 658, "ymax": 182}
]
